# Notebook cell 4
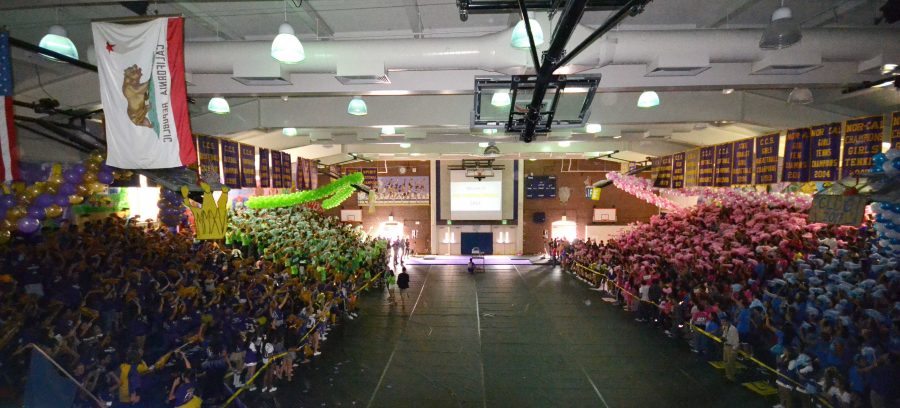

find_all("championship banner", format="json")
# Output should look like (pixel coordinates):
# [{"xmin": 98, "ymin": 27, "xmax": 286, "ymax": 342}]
[
  {"xmin": 309, "ymin": 160, "xmax": 318, "ymax": 189},
  {"xmin": 650, "ymin": 157, "xmax": 661, "ymax": 186},
  {"xmin": 92, "ymin": 17, "xmax": 196, "ymax": 169},
  {"xmin": 782, "ymin": 128, "xmax": 810, "ymax": 183},
  {"xmin": 655, "ymin": 155, "xmax": 672, "ymax": 188},
  {"xmin": 220, "ymin": 140, "xmax": 240, "ymax": 188},
  {"xmin": 841, "ymin": 115, "xmax": 884, "ymax": 178},
  {"xmin": 297, "ymin": 158, "xmax": 307, "ymax": 190},
  {"xmin": 360, "ymin": 168, "xmax": 378, "ymax": 189},
  {"xmin": 239, "ymin": 143, "xmax": 256, "ymax": 188},
  {"xmin": 731, "ymin": 138, "xmax": 753, "ymax": 185},
  {"xmin": 271, "ymin": 151, "xmax": 283, "ymax": 189},
  {"xmin": 714, "ymin": 143, "xmax": 733, "ymax": 187},
  {"xmin": 684, "ymin": 149, "xmax": 700, "ymax": 187},
  {"xmin": 197, "ymin": 135, "xmax": 221, "ymax": 185},
  {"xmin": 281, "ymin": 152, "xmax": 293, "ymax": 190},
  {"xmin": 258, "ymin": 148, "xmax": 270, "ymax": 188},
  {"xmin": 808, "ymin": 123, "xmax": 841, "ymax": 182},
  {"xmin": 754, "ymin": 133, "xmax": 780, "ymax": 184},
  {"xmin": 671, "ymin": 152, "xmax": 685, "ymax": 189},
  {"xmin": 891, "ymin": 111, "xmax": 900, "ymax": 150},
  {"xmin": 698, "ymin": 146, "xmax": 715, "ymax": 187}
]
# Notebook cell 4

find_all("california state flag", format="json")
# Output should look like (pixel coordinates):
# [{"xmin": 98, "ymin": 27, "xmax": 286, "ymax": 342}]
[{"xmin": 92, "ymin": 17, "xmax": 196, "ymax": 168}]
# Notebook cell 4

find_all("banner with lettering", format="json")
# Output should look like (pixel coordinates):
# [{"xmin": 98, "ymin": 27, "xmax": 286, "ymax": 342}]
[
  {"xmin": 197, "ymin": 136, "xmax": 221, "ymax": 185},
  {"xmin": 754, "ymin": 133, "xmax": 780, "ymax": 184},
  {"xmin": 220, "ymin": 140, "xmax": 240, "ymax": 188},
  {"xmin": 714, "ymin": 143, "xmax": 733, "ymax": 187},
  {"xmin": 281, "ymin": 152, "xmax": 292, "ymax": 190},
  {"xmin": 782, "ymin": 128, "xmax": 810, "ymax": 183},
  {"xmin": 360, "ymin": 168, "xmax": 378, "ymax": 189},
  {"xmin": 650, "ymin": 157, "xmax": 661, "ymax": 186},
  {"xmin": 841, "ymin": 115, "xmax": 884, "ymax": 178},
  {"xmin": 891, "ymin": 111, "xmax": 900, "ymax": 150},
  {"xmin": 671, "ymin": 152, "xmax": 685, "ymax": 189},
  {"xmin": 698, "ymin": 146, "xmax": 715, "ymax": 187},
  {"xmin": 239, "ymin": 143, "xmax": 256, "ymax": 188},
  {"xmin": 808, "ymin": 123, "xmax": 841, "ymax": 182},
  {"xmin": 658, "ymin": 155, "xmax": 672, "ymax": 188},
  {"xmin": 309, "ymin": 160, "xmax": 318, "ymax": 189},
  {"xmin": 270, "ymin": 150, "xmax": 283, "ymax": 188},
  {"xmin": 684, "ymin": 149, "xmax": 700, "ymax": 187},
  {"xmin": 258, "ymin": 148, "xmax": 270, "ymax": 188},
  {"xmin": 296, "ymin": 158, "xmax": 307, "ymax": 190},
  {"xmin": 731, "ymin": 138, "xmax": 753, "ymax": 185}
]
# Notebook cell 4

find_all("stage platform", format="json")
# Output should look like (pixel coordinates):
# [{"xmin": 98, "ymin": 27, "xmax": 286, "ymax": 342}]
[{"xmin": 404, "ymin": 255, "xmax": 535, "ymax": 265}]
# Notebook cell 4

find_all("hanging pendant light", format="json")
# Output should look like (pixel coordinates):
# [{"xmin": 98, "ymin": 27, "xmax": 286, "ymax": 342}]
[
  {"xmin": 637, "ymin": 91, "xmax": 660, "ymax": 108},
  {"xmin": 282, "ymin": 127, "xmax": 299, "ymax": 136},
  {"xmin": 347, "ymin": 96, "xmax": 367, "ymax": 116},
  {"xmin": 491, "ymin": 90, "xmax": 511, "ymax": 107},
  {"xmin": 39, "ymin": 25, "xmax": 78, "ymax": 61},
  {"xmin": 208, "ymin": 97, "xmax": 230, "ymax": 114},
  {"xmin": 759, "ymin": 2, "xmax": 802, "ymax": 50},
  {"xmin": 511, "ymin": 13, "xmax": 544, "ymax": 49},
  {"xmin": 271, "ymin": 0, "xmax": 305, "ymax": 63},
  {"xmin": 585, "ymin": 123, "xmax": 602, "ymax": 133}
]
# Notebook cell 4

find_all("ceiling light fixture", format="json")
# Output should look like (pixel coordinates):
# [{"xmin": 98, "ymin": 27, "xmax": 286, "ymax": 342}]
[
  {"xmin": 637, "ymin": 91, "xmax": 660, "ymax": 108},
  {"xmin": 558, "ymin": 140, "xmax": 571, "ymax": 147},
  {"xmin": 511, "ymin": 12, "xmax": 544, "ymax": 49},
  {"xmin": 872, "ymin": 80, "xmax": 895, "ymax": 88},
  {"xmin": 585, "ymin": 123, "xmax": 602, "ymax": 133},
  {"xmin": 787, "ymin": 87, "xmax": 813, "ymax": 104},
  {"xmin": 491, "ymin": 90, "xmax": 511, "ymax": 107},
  {"xmin": 347, "ymin": 96, "xmax": 368, "ymax": 116},
  {"xmin": 882, "ymin": 64, "xmax": 898, "ymax": 75},
  {"xmin": 760, "ymin": 1, "xmax": 802, "ymax": 50},
  {"xmin": 381, "ymin": 126, "xmax": 396, "ymax": 135},
  {"xmin": 478, "ymin": 142, "xmax": 490, "ymax": 148},
  {"xmin": 722, "ymin": 88, "xmax": 734, "ymax": 95},
  {"xmin": 613, "ymin": 135, "xmax": 622, "ymax": 139},
  {"xmin": 271, "ymin": 0, "xmax": 305, "ymax": 63},
  {"xmin": 482, "ymin": 129, "xmax": 498, "ymax": 135},
  {"xmin": 399, "ymin": 143, "xmax": 411, "ymax": 149},
  {"xmin": 39, "ymin": 25, "xmax": 78, "ymax": 61},
  {"xmin": 207, "ymin": 97, "xmax": 230, "ymax": 114},
  {"xmin": 282, "ymin": 127, "xmax": 298, "ymax": 137},
  {"xmin": 529, "ymin": 158, "xmax": 537, "ymax": 161}
]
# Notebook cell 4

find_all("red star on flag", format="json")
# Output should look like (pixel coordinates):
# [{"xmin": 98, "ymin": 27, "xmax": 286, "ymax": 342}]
[{"xmin": 105, "ymin": 41, "xmax": 115, "ymax": 53}]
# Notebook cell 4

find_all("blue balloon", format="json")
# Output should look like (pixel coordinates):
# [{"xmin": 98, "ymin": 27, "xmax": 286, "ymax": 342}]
[
  {"xmin": 876, "ymin": 214, "xmax": 886, "ymax": 223},
  {"xmin": 893, "ymin": 157, "xmax": 900, "ymax": 171},
  {"xmin": 871, "ymin": 165, "xmax": 885, "ymax": 174},
  {"xmin": 873, "ymin": 153, "xmax": 887, "ymax": 166}
]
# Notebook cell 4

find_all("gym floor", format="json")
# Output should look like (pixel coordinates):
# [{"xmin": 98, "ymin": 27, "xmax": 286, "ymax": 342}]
[{"xmin": 258, "ymin": 264, "xmax": 769, "ymax": 408}]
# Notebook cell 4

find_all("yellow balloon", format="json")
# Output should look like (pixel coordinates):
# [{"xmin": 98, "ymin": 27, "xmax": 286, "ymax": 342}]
[
  {"xmin": 83, "ymin": 172, "xmax": 98, "ymax": 183},
  {"xmin": 44, "ymin": 183, "xmax": 59, "ymax": 195},
  {"xmin": 75, "ymin": 184, "xmax": 89, "ymax": 196},
  {"xmin": 47, "ymin": 174, "xmax": 64, "ymax": 185},
  {"xmin": 45, "ymin": 205, "xmax": 63, "ymax": 218},
  {"xmin": 68, "ymin": 195, "xmax": 84, "ymax": 205},
  {"xmin": 0, "ymin": 230, "xmax": 10, "ymax": 245},
  {"xmin": 0, "ymin": 219, "xmax": 12, "ymax": 231},
  {"xmin": 25, "ymin": 184, "xmax": 43, "ymax": 198},
  {"xmin": 88, "ymin": 151, "xmax": 105, "ymax": 164},
  {"xmin": 6, "ymin": 206, "xmax": 26, "ymax": 222},
  {"xmin": 89, "ymin": 181, "xmax": 106, "ymax": 193},
  {"xmin": 85, "ymin": 161, "xmax": 101, "ymax": 172}
]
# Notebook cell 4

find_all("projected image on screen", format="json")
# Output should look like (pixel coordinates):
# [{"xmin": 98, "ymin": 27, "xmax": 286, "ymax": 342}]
[{"xmin": 450, "ymin": 170, "xmax": 503, "ymax": 220}]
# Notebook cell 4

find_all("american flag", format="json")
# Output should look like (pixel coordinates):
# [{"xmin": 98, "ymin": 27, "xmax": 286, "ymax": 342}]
[{"xmin": 0, "ymin": 30, "xmax": 20, "ymax": 181}]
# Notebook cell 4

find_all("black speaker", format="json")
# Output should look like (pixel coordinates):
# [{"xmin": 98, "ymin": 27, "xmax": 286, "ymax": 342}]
[{"xmin": 533, "ymin": 212, "xmax": 546, "ymax": 223}]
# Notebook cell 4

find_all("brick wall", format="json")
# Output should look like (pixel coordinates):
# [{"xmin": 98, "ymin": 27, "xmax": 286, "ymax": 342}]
[
  {"xmin": 321, "ymin": 161, "xmax": 432, "ymax": 254},
  {"xmin": 521, "ymin": 159, "xmax": 658, "ymax": 254}
]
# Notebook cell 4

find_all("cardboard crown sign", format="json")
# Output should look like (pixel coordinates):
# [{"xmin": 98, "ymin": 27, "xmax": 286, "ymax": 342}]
[{"xmin": 181, "ymin": 182, "xmax": 229, "ymax": 240}]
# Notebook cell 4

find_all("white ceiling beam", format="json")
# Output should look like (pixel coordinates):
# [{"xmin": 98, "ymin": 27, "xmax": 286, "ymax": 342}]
[
  {"xmin": 705, "ymin": 0, "xmax": 763, "ymax": 28},
  {"xmin": 170, "ymin": 2, "xmax": 242, "ymax": 41},
  {"xmin": 801, "ymin": 0, "xmax": 869, "ymax": 28},
  {"xmin": 295, "ymin": 1, "xmax": 334, "ymax": 39}
]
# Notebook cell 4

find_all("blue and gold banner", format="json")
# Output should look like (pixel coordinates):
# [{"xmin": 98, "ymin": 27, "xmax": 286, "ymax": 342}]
[
  {"xmin": 754, "ymin": 133, "xmax": 779, "ymax": 184},
  {"xmin": 197, "ymin": 136, "xmax": 221, "ymax": 184},
  {"xmin": 731, "ymin": 138, "xmax": 753, "ymax": 185},
  {"xmin": 684, "ymin": 149, "xmax": 700, "ymax": 187},
  {"xmin": 714, "ymin": 143, "xmax": 733, "ymax": 187},
  {"xmin": 658, "ymin": 155, "xmax": 672, "ymax": 188},
  {"xmin": 698, "ymin": 146, "xmax": 715, "ymax": 187},
  {"xmin": 258, "ymin": 148, "xmax": 270, "ymax": 188},
  {"xmin": 841, "ymin": 115, "xmax": 884, "ymax": 178},
  {"xmin": 271, "ymin": 150, "xmax": 283, "ymax": 189},
  {"xmin": 671, "ymin": 152, "xmax": 685, "ymax": 189},
  {"xmin": 298, "ymin": 158, "xmax": 308, "ymax": 190},
  {"xmin": 220, "ymin": 140, "xmax": 240, "ymax": 188},
  {"xmin": 239, "ymin": 143, "xmax": 257, "ymax": 188},
  {"xmin": 808, "ymin": 123, "xmax": 841, "ymax": 182},
  {"xmin": 891, "ymin": 111, "xmax": 899, "ymax": 150},
  {"xmin": 281, "ymin": 152, "xmax": 293, "ymax": 190},
  {"xmin": 782, "ymin": 128, "xmax": 810, "ymax": 183}
]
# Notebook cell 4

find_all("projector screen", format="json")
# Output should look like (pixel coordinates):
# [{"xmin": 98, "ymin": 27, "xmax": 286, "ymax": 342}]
[{"xmin": 450, "ymin": 170, "xmax": 503, "ymax": 220}]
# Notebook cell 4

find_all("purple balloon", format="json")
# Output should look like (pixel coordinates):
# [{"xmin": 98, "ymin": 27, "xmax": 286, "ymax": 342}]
[
  {"xmin": 17, "ymin": 217, "xmax": 41, "ymax": 234},
  {"xmin": 54, "ymin": 194, "xmax": 69, "ymax": 207},
  {"xmin": 72, "ymin": 164, "xmax": 86, "ymax": 175},
  {"xmin": 0, "ymin": 194, "xmax": 14, "ymax": 208},
  {"xmin": 63, "ymin": 169, "xmax": 82, "ymax": 184},
  {"xmin": 97, "ymin": 171, "xmax": 114, "ymax": 185},
  {"xmin": 35, "ymin": 193, "xmax": 54, "ymax": 208},
  {"xmin": 59, "ymin": 183, "xmax": 77, "ymax": 196},
  {"xmin": 27, "ymin": 206, "xmax": 46, "ymax": 220}
]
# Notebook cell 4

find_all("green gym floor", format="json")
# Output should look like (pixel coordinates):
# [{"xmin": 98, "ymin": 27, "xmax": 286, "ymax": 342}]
[{"xmin": 262, "ymin": 264, "xmax": 770, "ymax": 408}]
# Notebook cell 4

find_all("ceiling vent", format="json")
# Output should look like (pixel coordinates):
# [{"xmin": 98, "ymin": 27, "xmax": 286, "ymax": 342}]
[
  {"xmin": 336, "ymin": 60, "xmax": 390, "ymax": 85},
  {"xmin": 643, "ymin": 134, "xmax": 671, "ymax": 140},
  {"xmin": 309, "ymin": 131, "xmax": 333, "ymax": 143},
  {"xmin": 621, "ymin": 130, "xmax": 650, "ymax": 139},
  {"xmin": 646, "ymin": 53, "xmax": 710, "ymax": 77},
  {"xmin": 752, "ymin": 51, "xmax": 822, "ymax": 75},
  {"xmin": 232, "ymin": 58, "xmax": 292, "ymax": 86},
  {"xmin": 356, "ymin": 130, "xmax": 382, "ymax": 141}
]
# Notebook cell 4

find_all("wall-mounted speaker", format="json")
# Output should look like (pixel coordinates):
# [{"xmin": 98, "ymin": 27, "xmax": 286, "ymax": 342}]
[{"xmin": 533, "ymin": 212, "xmax": 546, "ymax": 223}]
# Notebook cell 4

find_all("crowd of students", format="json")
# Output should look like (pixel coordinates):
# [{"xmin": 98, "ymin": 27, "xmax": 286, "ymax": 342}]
[
  {"xmin": 557, "ymin": 190, "xmax": 899, "ymax": 408},
  {"xmin": 0, "ymin": 205, "xmax": 389, "ymax": 407}
]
